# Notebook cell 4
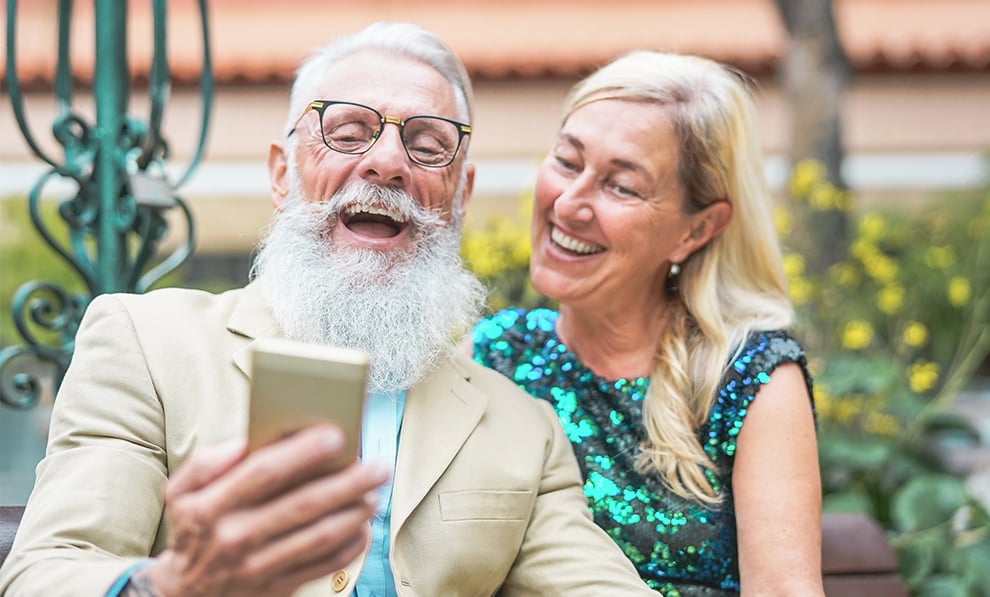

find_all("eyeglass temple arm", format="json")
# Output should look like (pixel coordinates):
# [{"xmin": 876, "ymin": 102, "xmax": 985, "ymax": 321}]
[{"xmin": 287, "ymin": 101, "xmax": 325, "ymax": 137}]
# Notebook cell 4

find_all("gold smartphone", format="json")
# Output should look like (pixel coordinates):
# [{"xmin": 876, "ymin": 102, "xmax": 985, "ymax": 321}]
[{"xmin": 247, "ymin": 338, "xmax": 371, "ymax": 470}]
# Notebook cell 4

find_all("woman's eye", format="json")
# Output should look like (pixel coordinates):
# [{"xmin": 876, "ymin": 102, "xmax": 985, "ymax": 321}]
[
  {"xmin": 608, "ymin": 182, "xmax": 641, "ymax": 199},
  {"xmin": 554, "ymin": 155, "xmax": 579, "ymax": 172}
]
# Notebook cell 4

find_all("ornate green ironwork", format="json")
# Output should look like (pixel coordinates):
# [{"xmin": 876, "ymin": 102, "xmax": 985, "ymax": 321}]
[{"xmin": 1, "ymin": 0, "xmax": 214, "ymax": 409}]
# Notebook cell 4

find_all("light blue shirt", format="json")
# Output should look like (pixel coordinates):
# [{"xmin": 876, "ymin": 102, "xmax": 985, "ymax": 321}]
[
  {"xmin": 104, "ymin": 560, "xmax": 151, "ymax": 597},
  {"xmin": 354, "ymin": 389, "xmax": 406, "ymax": 597}
]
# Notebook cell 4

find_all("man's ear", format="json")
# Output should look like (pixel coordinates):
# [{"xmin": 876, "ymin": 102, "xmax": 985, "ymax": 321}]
[
  {"xmin": 267, "ymin": 142, "xmax": 290, "ymax": 210},
  {"xmin": 458, "ymin": 162, "xmax": 476, "ymax": 219}
]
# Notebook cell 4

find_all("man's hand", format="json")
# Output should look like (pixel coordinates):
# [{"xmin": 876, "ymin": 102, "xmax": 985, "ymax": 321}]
[{"xmin": 141, "ymin": 424, "xmax": 388, "ymax": 597}]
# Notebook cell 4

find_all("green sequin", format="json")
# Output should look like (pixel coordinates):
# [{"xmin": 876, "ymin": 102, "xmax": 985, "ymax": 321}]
[{"xmin": 473, "ymin": 308, "xmax": 814, "ymax": 595}]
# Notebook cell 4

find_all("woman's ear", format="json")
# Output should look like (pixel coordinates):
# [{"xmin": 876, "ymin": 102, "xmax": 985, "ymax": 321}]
[
  {"xmin": 691, "ymin": 200, "xmax": 733, "ymax": 244},
  {"xmin": 675, "ymin": 200, "xmax": 733, "ymax": 262},
  {"xmin": 268, "ymin": 142, "xmax": 290, "ymax": 210}
]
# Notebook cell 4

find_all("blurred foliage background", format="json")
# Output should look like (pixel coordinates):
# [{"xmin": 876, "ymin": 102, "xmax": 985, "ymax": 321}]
[{"xmin": 781, "ymin": 162, "xmax": 990, "ymax": 596}]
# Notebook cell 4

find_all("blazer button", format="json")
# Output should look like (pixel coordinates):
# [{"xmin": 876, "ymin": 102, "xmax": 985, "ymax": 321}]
[{"xmin": 330, "ymin": 570, "xmax": 348, "ymax": 593}]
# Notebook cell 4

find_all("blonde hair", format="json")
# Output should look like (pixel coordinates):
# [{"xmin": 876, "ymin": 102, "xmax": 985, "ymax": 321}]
[{"xmin": 563, "ymin": 51, "xmax": 793, "ymax": 504}]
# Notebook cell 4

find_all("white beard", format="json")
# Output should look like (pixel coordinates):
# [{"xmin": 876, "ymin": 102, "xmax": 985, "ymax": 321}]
[{"xmin": 251, "ymin": 179, "xmax": 486, "ymax": 392}]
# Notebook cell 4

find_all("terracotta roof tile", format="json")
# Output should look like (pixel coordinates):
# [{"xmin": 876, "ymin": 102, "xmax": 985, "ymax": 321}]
[
  {"xmin": 3, "ymin": 0, "xmax": 988, "ymax": 90},
  {"xmin": 837, "ymin": 0, "xmax": 990, "ymax": 72}
]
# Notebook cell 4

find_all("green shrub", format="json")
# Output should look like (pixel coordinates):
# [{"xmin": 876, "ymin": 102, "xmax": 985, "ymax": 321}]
[{"xmin": 781, "ymin": 161, "xmax": 990, "ymax": 596}]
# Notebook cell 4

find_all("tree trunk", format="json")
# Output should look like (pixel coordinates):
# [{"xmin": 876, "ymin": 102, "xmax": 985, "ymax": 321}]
[{"xmin": 774, "ymin": 0, "xmax": 851, "ymax": 272}]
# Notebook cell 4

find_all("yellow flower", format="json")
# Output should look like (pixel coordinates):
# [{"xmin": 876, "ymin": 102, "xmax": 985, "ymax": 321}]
[
  {"xmin": 461, "ymin": 233, "xmax": 503, "ymax": 278},
  {"xmin": 948, "ymin": 276, "xmax": 972, "ymax": 307},
  {"xmin": 862, "ymin": 253, "xmax": 898, "ymax": 284},
  {"xmin": 877, "ymin": 283, "xmax": 905, "ymax": 314},
  {"xmin": 858, "ymin": 213, "xmax": 887, "ymax": 242},
  {"xmin": 923, "ymin": 246, "xmax": 956, "ymax": 270},
  {"xmin": 841, "ymin": 320, "xmax": 874, "ymax": 350},
  {"xmin": 774, "ymin": 207, "xmax": 793, "ymax": 236},
  {"xmin": 833, "ymin": 398, "xmax": 861, "ymax": 424},
  {"xmin": 850, "ymin": 239, "xmax": 875, "ymax": 261},
  {"xmin": 493, "ymin": 219, "xmax": 520, "ymax": 247},
  {"xmin": 516, "ymin": 191, "xmax": 535, "ymax": 220},
  {"xmin": 908, "ymin": 360, "xmax": 940, "ymax": 393},
  {"xmin": 462, "ymin": 213, "xmax": 535, "ymax": 278},
  {"xmin": 835, "ymin": 189, "xmax": 856, "ymax": 212},
  {"xmin": 788, "ymin": 278, "xmax": 814, "ymax": 305},
  {"xmin": 812, "ymin": 385, "xmax": 832, "ymax": 415},
  {"xmin": 902, "ymin": 321, "xmax": 929, "ymax": 348},
  {"xmin": 788, "ymin": 160, "xmax": 825, "ymax": 199},
  {"xmin": 864, "ymin": 412, "xmax": 900, "ymax": 437},
  {"xmin": 782, "ymin": 252, "xmax": 806, "ymax": 278},
  {"xmin": 510, "ymin": 233, "xmax": 532, "ymax": 268},
  {"xmin": 828, "ymin": 262, "xmax": 860, "ymax": 288},
  {"xmin": 808, "ymin": 183, "xmax": 840, "ymax": 211}
]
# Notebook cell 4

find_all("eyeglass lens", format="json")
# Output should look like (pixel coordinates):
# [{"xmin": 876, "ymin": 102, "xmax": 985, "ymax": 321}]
[{"xmin": 320, "ymin": 103, "xmax": 462, "ymax": 167}]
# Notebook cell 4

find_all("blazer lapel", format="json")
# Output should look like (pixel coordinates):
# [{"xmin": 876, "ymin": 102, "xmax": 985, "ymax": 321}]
[
  {"xmin": 226, "ymin": 280, "xmax": 282, "ymax": 378},
  {"xmin": 391, "ymin": 355, "xmax": 488, "ymax": 534}
]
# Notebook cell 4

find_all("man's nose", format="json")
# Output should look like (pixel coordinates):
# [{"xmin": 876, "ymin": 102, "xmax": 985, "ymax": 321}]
[{"xmin": 360, "ymin": 121, "xmax": 411, "ymax": 186}]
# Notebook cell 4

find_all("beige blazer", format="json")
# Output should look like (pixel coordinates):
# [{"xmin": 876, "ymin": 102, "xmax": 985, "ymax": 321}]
[{"xmin": 0, "ymin": 282, "xmax": 654, "ymax": 597}]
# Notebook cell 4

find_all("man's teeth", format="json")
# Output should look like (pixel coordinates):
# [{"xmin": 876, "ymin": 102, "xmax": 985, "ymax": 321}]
[
  {"xmin": 551, "ymin": 226, "xmax": 603, "ymax": 254},
  {"xmin": 344, "ymin": 204, "xmax": 408, "ymax": 222}
]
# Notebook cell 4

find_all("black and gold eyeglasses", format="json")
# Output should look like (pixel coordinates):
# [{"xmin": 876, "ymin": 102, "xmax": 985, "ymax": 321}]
[{"xmin": 288, "ymin": 100, "xmax": 472, "ymax": 168}]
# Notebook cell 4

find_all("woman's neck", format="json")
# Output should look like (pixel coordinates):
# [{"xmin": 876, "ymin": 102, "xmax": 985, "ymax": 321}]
[{"xmin": 555, "ymin": 303, "xmax": 671, "ymax": 380}]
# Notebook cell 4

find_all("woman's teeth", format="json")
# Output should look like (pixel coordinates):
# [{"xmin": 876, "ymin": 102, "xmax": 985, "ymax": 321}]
[{"xmin": 551, "ymin": 226, "xmax": 603, "ymax": 254}]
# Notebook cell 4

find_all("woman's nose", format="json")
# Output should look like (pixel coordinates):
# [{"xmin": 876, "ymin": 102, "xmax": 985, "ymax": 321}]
[{"xmin": 552, "ymin": 176, "xmax": 596, "ymax": 224}]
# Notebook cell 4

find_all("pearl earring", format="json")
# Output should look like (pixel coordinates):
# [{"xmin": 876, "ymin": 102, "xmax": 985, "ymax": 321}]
[{"xmin": 665, "ymin": 262, "xmax": 681, "ymax": 296}]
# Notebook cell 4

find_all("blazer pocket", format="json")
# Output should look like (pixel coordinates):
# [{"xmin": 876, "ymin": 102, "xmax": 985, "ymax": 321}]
[{"xmin": 438, "ymin": 490, "xmax": 534, "ymax": 521}]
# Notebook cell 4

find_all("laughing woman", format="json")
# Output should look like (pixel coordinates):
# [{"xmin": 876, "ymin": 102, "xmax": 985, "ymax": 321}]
[{"xmin": 472, "ymin": 52, "xmax": 824, "ymax": 596}]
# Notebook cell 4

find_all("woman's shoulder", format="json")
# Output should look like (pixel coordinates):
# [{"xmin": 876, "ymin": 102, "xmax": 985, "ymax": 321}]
[
  {"xmin": 735, "ymin": 329, "xmax": 808, "ymax": 371},
  {"xmin": 705, "ymin": 329, "xmax": 814, "ymax": 462},
  {"xmin": 726, "ymin": 329, "xmax": 812, "ymax": 390},
  {"xmin": 472, "ymin": 308, "xmax": 558, "ymax": 343},
  {"xmin": 471, "ymin": 307, "xmax": 559, "ymax": 376}
]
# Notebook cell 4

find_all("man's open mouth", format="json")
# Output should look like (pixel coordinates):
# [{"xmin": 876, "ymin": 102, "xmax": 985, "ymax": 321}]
[{"xmin": 340, "ymin": 204, "xmax": 409, "ymax": 238}]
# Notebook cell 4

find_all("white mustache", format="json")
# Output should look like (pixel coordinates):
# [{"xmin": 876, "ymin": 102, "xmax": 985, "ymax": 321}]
[{"xmin": 321, "ymin": 181, "xmax": 447, "ymax": 232}]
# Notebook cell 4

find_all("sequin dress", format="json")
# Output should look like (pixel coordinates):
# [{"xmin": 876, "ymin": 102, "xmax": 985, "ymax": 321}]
[{"xmin": 472, "ymin": 308, "xmax": 814, "ymax": 596}]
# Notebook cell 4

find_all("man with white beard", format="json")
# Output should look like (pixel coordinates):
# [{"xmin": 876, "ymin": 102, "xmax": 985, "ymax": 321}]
[
  {"xmin": 0, "ymin": 21, "xmax": 656, "ymax": 597},
  {"xmin": 254, "ymin": 179, "xmax": 483, "ymax": 394}
]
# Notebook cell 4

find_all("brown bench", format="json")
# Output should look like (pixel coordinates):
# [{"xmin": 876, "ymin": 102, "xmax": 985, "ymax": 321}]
[
  {"xmin": 821, "ymin": 512, "xmax": 907, "ymax": 596},
  {"xmin": 0, "ymin": 506, "xmax": 907, "ymax": 594},
  {"xmin": 0, "ymin": 506, "xmax": 22, "ymax": 570}
]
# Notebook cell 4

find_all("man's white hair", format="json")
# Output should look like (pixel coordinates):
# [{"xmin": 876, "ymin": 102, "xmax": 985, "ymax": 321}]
[{"xmin": 286, "ymin": 21, "xmax": 473, "ymax": 136}]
